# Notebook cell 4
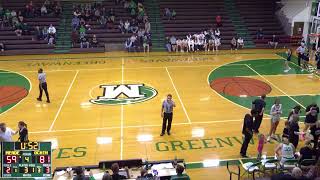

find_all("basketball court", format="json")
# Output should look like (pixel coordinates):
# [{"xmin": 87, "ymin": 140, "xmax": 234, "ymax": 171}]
[{"xmin": 0, "ymin": 49, "xmax": 319, "ymax": 179}]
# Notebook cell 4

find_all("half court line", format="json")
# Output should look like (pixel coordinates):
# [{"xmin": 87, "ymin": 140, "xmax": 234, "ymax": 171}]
[
  {"xmin": 120, "ymin": 58, "xmax": 124, "ymax": 160},
  {"xmin": 165, "ymin": 67, "xmax": 191, "ymax": 124},
  {"xmin": 49, "ymin": 70, "xmax": 79, "ymax": 131},
  {"xmin": 245, "ymin": 64, "xmax": 306, "ymax": 109}
]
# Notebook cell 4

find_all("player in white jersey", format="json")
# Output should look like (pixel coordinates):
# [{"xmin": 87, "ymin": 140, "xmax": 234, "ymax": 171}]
[
  {"xmin": 214, "ymin": 37, "xmax": 221, "ymax": 52},
  {"xmin": 275, "ymin": 135, "xmax": 295, "ymax": 165},
  {"xmin": 176, "ymin": 39, "xmax": 182, "ymax": 52},
  {"xmin": 188, "ymin": 37, "xmax": 195, "ymax": 52}
]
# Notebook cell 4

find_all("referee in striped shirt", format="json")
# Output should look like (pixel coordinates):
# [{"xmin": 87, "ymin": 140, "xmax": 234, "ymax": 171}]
[
  {"xmin": 37, "ymin": 68, "xmax": 50, "ymax": 103},
  {"xmin": 160, "ymin": 94, "xmax": 176, "ymax": 136}
]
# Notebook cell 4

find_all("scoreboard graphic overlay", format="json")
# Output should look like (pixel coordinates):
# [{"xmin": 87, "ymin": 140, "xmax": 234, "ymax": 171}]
[{"xmin": 1, "ymin": 142, "xmax": 52, "ymax": 178}]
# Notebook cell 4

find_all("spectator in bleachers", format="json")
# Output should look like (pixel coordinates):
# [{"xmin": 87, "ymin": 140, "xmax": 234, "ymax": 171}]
[
  {"xmin": 130, "ymin": 24, "xmax": 138, "ymax": 34},
  {"xmin": 170, "ymin": 164, "xmax": 190, "ymax": 180},
  {"xmin": 79, "ymin": 25, "xmax": 86, "ymax": 36},
  {"xmin": 299, "ymin": 141, "xmax": 316, "ymax": 163},
  {"xmin": 256, "ymin": 28, "xmax": 264, "ymax": 39},
  {"xmin": 109, "ymin": 8, "xmax": 116, "ymax": 23},
  {"xmin": 170, "ymin": 35, "xmax": 177, "ymax": 52},
  {"xmin": 118, "ymin": 19, "xmax": 125, "ymax": 33},
  {"xmin": 74, "ymin": 9, "xmax": 81, "ymax": 18},
  {"xmin": 42, "ymin": 26, "xmax": 48, "ymax": 40},
  {"xmin": 125, "ymin": 38, "xmax": 133, "ymax": 52},
  {"xmin": 269, "ymin": 34, "xmax": 279, "ymax": 49},
  {"xmin": 14, "ymin": 23, "xmax": 22, "ymax": 36},
  {"xmin": 80, "ymin": 35, "xmax": 89, "ymax": 48},
  {"xmin": 100, "ymin": 15, "xmax": 107, "ymax": 28},
  {"xmin": 48, "ymin": 35, "xmax": 55, "ymax": 45},
  {"xmin": 124, "ymin": 19, "xmax": 130, "ymax": 33},
  {"xmin": 72, "ymin": 16, "xmax": 80, "ymax": 30},
  {"xmin": 94, "ymin": 8, "xmax": 101, "ymax": 21},
  {"xmin": 41, "ymin": 4, "xmax": 47, "ymax": 16},
  {"xmin": 71, "ymin": 30, "xmax": 78, "ymax": 47},
  {"xmin": 0, "ymin": 42, "xmax": 5, "ymax": 52},
  {"xmin": 164, "ymin": 8, "xmax": 171, "ymax": 20},
  {"xmin": 215, "ymin": 15, "xmax": 222, "ymax": 27},
  {"xmin": 91, "ymin": 34, "xmax": 99, "ymax": 48},
  {"xmin": 144, "ymin": 19, "xmax": 150, "ymax": 33},
  {"xmin": 171, "ymin": 9, "xmax": 176, "ymax": 20},
  {"xmin": 137, "ymin": 28, "xmax": 145, "ymax": 43},
  {"xmin": 275, "ymin": 135, "xmax": 295, "ymax": 166},
  {"xmin": 111, "ymin": 163, "xmax": 126, "ymax": 180},
  {"xmin": 106, "ymin": 17, "xmax": 114, "ymax": 29},
  {"xmin": 34, "ymin": 26, "xmax": 43, "ymax": 40},
  {"xmin": 237, "ymin": 37, "xmax": 244, "ymax": 49},
  {"xmin": 48, "ymin": 24, "xmax": 56, "ymax": 36}
]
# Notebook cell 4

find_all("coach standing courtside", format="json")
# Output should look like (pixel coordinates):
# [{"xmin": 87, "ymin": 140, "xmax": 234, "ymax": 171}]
[
  {"xmin": 160, "ymin": 94, "xmax": 176, "ymax": 136},
  {"xmin": 240, "ymin": 110, "xmax": 258, "ymax": 158},
  {"xmin": 252, "ymin": 94, "xmax": 266, "ymax": 133},
  {"xmin": 37, "ymin": 68, "xmax": 50, "ymax": 103}
]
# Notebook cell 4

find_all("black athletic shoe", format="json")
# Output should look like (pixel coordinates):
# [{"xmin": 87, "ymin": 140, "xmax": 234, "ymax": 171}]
[
  {"xmin": 46, "ymin": 100, "xmax": 50, "ymax": 103},
  {"xmin": 160, "ymin": 133, "xmax": 165, "ymax": 136},
  {"xmin": 167, "ymin": 132, "xmax": 171, "ymax": 135},
  {"xmin": 37, "ymin": 98, "xmax": 42, "ymax": 101},
  {"xmin": 240, "ymin": 154, "xmax": 249, "ymax": 158}
]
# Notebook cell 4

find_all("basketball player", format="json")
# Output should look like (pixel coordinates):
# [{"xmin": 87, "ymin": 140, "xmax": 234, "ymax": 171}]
[
  {"xmin": 275, "ymin": 134, "xmax": 295, "ymax": 165},
  {"xmin": 252, "ymin": 95, "xmax": 266, "ymax": 133},
  {"xmin": 267, "ymin": 98, "xmax": 282, "ymax": 142},
  {"xmin": 37, "ymin": 68, "xmax": 50, "ymax": 103},
  {"xmin": 160, "ymin": 94, "xmax": 176, "ymax": 136},
  {"xmin": 284, "ymin": 49, "xmax": 292, "ymax": 72}
]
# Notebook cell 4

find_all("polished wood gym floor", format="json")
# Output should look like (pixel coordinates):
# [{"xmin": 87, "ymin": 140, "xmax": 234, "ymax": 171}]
[{"xmin": 0, "ymin": 49, "xmax": 318, "ymax": 179}]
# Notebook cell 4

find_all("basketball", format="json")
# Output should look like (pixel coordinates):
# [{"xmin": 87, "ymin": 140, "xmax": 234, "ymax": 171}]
[
  {"xmin": 210, "ymin": 77, "xmax": 272, "ymax": 97},
  {"xmin": 0, "ymin": 86, "xmax": 28, "ymax": 108}
]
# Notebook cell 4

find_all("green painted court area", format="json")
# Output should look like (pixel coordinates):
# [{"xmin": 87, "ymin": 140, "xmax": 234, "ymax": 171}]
[{"xmin": 208, "ymin": 57, "xmax": 320, "ymax": 117}]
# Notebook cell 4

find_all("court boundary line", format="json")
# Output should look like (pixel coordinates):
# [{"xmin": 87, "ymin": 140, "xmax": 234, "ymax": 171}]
[
  {"xmin": 48, "ymin": 70, "xmax": 79, "ymax": 131},
  {"xmin": 245, "ymin": 64, "xmax": 306, "ymax": 109},
  {"xmin": 0, "ymin": 64, "xmax": 248, "ymax": 74},
  {"xmin": 165, "ymin": 67, "xmax": 191, "ymax": 124}
]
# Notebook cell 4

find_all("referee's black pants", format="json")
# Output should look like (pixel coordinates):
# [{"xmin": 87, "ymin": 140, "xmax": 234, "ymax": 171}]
[
  {"xmin": 161, "ymin": 112, "xmax": 173, "ymax": 134},
  {"xmin": 298, "ymin": 53, "xmax": 302, "ymax": 66},
  {"xmin": 240, "ymin": 133, "xmax": 252, "ymax": 155},
  {"xmin": 253, "ymin": 114, "xmax": 263, "ymax": 133},
  {"xmin": 39, "ymin": 82, "xmax": 50, "ymax": 101}
]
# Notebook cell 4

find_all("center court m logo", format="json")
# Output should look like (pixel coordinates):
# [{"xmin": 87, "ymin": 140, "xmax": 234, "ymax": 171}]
[{"xmin": 90, "ymin": 84, "xmax": 158, "ymax": 105}]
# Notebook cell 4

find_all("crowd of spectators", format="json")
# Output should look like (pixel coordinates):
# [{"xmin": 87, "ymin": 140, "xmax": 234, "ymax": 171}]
[
  {"xmin": 0, "ymin": 0, "xmax": 61, "ymax": 50},
  {"xmin": 122, "ymin": 0, "xmax": 152, "ymax": 52}
]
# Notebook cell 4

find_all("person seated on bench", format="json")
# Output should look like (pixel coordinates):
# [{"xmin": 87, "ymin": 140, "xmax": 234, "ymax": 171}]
[
  {"xmin": 170, "ymin": 164, "xmax": 190, "ymax": 180},
  {"xmin": 268, "ymin": 34, "xmax": 279, "ymax": 49},
  {"xmin": 111, "ymin": 163, "xmax": 126, "ymax": 180}
]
